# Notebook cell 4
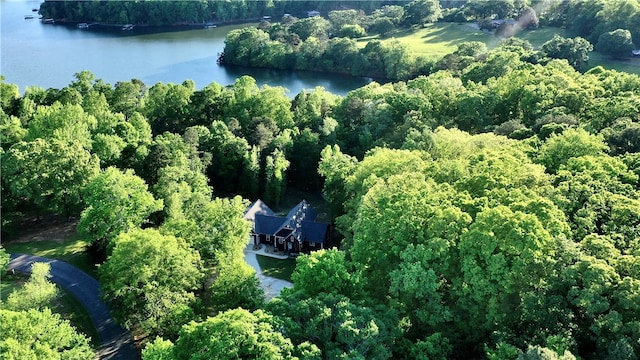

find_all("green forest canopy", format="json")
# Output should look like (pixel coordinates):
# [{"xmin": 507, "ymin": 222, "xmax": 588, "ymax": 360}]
[{"xmin": 2, "ymin": 10, "xmax": 640, "ymax": 358}]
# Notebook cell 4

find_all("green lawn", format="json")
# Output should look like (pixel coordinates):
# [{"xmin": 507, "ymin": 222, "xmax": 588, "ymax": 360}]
[
  {"xmin": 256, "ymin": 255, "xmax": 297, "ymax": 282},
  {"xmin": 358, "ymin": 23, "xmax": 640, "ymax": 76},
  {"xmin": 366, "ymin": 23, "xmax": 492, "ymax": 57},
  {"xmin": 589, "ymin": 51, "xmax": 640, "ymax": 76},
  {"xmin": 2, "ymin": 234, "xmax": 97, "ymax": 278},
  {"xmin": 517, "ymin": 26, "xmax": 569, "ymax": 48}
]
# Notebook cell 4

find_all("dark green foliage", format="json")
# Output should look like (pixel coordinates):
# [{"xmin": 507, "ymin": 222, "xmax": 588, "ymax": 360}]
[
  {"xmin": 596, "ymin": 29, "xmax": 635, "ymax": 59},
  {"xmin": 541, "ymin": 35, "xmax": 593, "ymax": 71}
]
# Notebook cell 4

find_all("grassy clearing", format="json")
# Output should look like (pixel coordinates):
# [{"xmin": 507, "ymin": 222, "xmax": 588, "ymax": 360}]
[
  {"xmin": 0, "ymin": 274, "xmax": 24, "ymax": 302},
  {"xmin": 2, "ymin": 234, "xmax": 97, "ymax": 278},
  {"xmin": 589, "ymin": 52, "xmax": 640, "ymax": 76},
  {"xmin": 256, "ymin": 254, "xmax": 297, "ymax": 282},
  {"xmin": 359, "ymin": 23, "xmax": 640, "ymax": 75},
  {"xmin": 365, "ymin": 23, "xmax": 492, "ymax": 56},
  {"xmin": 517, "ymin": 26, "xmax": 569, "ymax": 48}
]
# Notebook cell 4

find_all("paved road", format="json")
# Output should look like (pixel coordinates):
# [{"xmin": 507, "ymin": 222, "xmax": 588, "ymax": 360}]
[{"xmin": 8, "ymin": 254, "xmax": 139, "ymax": 360}]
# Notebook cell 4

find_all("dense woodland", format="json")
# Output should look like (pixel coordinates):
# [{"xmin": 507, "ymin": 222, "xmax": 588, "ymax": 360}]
[
  {"xmin": 220, "ymin": 0, "xmax": 639, "ymax": 78},
  {"xmin": 38, "ymin": 0, "xmax": 395, "ymax": 25},
  {"xmin": 2, "ymin": 1, "xmax": 640, "ymax": 359}
]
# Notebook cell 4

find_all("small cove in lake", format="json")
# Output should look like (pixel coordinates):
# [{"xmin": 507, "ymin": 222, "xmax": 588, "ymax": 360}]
[{"xmin": 1, "ymin": 0, "xmax": 370, "ymax": 96}]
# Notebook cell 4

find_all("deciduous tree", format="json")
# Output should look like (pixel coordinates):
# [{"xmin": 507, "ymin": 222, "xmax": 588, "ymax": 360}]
[
  {"xmin": 78, "ymin": 167, "xmax": 163, "ymax": 254},
  {"xmin": 100, "ymin": 228, "xmax": 202, "ymax": 338},
  {"xmin": 0, "ymin": 308, "xmax": 94, "ymax": 360}
]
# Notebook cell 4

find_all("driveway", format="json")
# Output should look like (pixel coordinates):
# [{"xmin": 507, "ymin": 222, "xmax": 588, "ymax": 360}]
[
  {"xmin": 243, "ymin": 250, "xmax": 293, "ymax": 300},
  {"xmin": 8, "ymin": 254, "xmax": 139, "ymax": 360}
]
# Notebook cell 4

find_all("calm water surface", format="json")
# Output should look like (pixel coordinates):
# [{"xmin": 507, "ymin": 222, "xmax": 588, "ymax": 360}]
[{"xmin": 1, "ymin": 0, "xmax": 369, "ymax": 95}]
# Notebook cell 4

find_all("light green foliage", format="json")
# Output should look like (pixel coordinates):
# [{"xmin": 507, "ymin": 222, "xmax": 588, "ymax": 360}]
[
  {"xmin": 2, "ymin": 138, "xmax": 100, "ymax": 216},
  {"xmin": 264, "ymin": 148, "xmax": 290, "ymax": 206},
  {"xmin": 5, "ymin": 262, "xmax": 58, "ymax": 312},
  {"xmin": 518, "ymin": 345, "xmax": 576, "ymax": 360},
  {"xmin": 317, "ymin": 145, "xmax": 358, "ymax": 217},
  {"xmin": 458, "ymin": 205, "xmax": 559, "ymax": 337},
  {"xmin": 142, "ymin": 337, "xmax": 175, "ymax": 360},
  {"xmin": 100, "ymin": 228, "xmax": 202, "ymax": 338},
  {"xmin": 110, "ymin": 79, "xmax": 148, "ymax": 118},
  {"xmin": 143, "ymin": 132, "xmax": 198, "ymax": 185},
  {"xmin": 78, "ymin": 167, "xmax": 163, "ymax": 253},
  {"xmin": 25, "ymin": 102, "xmax": 96, "ymax": 149},
  {"xmin": 0, "ymin": 308, "xmax": 94, "ymax": 360},
  {"xmin": 328, "ymin": 9, "xmax": 365, "ymax": 33},
  {"xmin": 267, "ymin": 291, "xmax": 397, "ymax": 360},
  {"xmin": 0, "ymin": 115, "xmax": 27, "ymax": 150},
  {"xmin": 209, "ymin": 257, "xmax": 264, "ymax": 312},
  {"xmin": 161, "ymin": 196, "xmax": 250, "ymax": 265},
  {"xmin": 351, "ymin": 171, "xmax": 470, "ymax": 300},
  {"xmin": 0, "ymin": 246, "xmax": 9, "ymax": 272},
  {"xmin": 552, "ymin": 154, "xmax": 640, "ymax": 244},
  {"xmin": 537, "ymin": 128, "xmax": 608, "ymax": 173},
  {"xmin": 291, "ymin": 249, "xmax": 363, "ymax": 299},
  {"xmin": 172, "ymin": 309, "xmax": 296, "ymax": 360},
  {"xmin": 143, "ymin": 80, "xmax": 195, "ymax": 134},
  {"xmin": 410, "ymin": 333, "xmax": 452, "ymax": 360},
  {"xmin": 292, "ymin": 87, "xmax": 339, "ymax": 133},
  {"xmin": 0, "ymin": 76, "xmax": 20, "ymax": 115},
  {"xmin": 289, "ymin": 16, "xmax": 331, "ymax": 41},
  {"xmin": 208, "ymin": 121, "xmax": 250, "ymax": 193},
  {"xmin": 154, "ymin": 165, "xmax": 211, "ymax": 220}
]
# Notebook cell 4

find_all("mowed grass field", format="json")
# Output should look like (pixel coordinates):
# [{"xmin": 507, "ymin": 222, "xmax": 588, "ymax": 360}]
[
  {"xmin": 365, "ymin": 22, "xmax": 640, "ymax": 75},
  {"xmin": 3, "ymin": 234, "xmax": 97, "ymax": 278}
]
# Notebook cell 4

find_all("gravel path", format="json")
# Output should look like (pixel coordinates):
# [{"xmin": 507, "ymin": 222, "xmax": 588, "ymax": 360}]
[{"xmin": 8, "ymin": 254, "xmax": 139, "ymax": 360}]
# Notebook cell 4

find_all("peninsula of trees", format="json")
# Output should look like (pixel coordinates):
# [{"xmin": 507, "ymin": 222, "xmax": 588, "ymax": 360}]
[{"xmin": 220, "ymin": 0, "xmax": 639, "ymax": 79}]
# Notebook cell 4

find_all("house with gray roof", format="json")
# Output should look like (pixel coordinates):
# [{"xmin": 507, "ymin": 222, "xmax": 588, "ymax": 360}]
[{"xmin": 244, "ymin": 199, "xmax": 329, "ymax": 254}]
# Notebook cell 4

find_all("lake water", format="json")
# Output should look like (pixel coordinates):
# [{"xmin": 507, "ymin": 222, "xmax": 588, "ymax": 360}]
[{"xmin": 1, "ymin": 0, "xmax": 370, "ymax": 96}]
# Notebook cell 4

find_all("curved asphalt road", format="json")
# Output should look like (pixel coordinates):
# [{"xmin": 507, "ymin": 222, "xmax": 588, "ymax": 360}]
[{"xmin": 8, "ymin": 254, "xmax": 139, "ymax": 360}]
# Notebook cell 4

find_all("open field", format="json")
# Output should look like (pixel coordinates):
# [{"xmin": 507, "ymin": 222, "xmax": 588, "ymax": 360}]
[
  {"xmin": 364, "ymin": 22, "xmax": 492, "ymax": 57},
  {"xmin": 3, "ymin": 234, "xmax": 97, "ymax": 278},
  {"xmin": 367, "ymin": 22, "xmax": 640, "ymax": 76},
  {"xmin": 589, "ymin": 52, "xmax": 640, "ymax": 75}
]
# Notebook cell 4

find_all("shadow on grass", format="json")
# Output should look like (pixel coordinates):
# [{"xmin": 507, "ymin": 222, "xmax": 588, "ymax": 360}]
[
  {"xmin": 3, "ymin": 237, "xmax": 97, "ymax": 278},
  {"xmin": 256, "ymin": 254, "xmax": 297, "ymax": 282}
]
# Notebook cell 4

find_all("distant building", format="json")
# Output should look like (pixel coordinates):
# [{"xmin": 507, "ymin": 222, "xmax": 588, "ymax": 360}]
[
  {"xmin": 632, "ymin": 49, "xmax": 640, "ymax": 57},
  {"xmin": 307, "ymin": 10, "xmax": 320, "ymax": 17},
  {"xmin": 491, "ymin": 19, "xmax": 516, "ymax": 27},
  {"xmin": 244, "ymin": 199, "xmax": 329, "ymax": 255}
]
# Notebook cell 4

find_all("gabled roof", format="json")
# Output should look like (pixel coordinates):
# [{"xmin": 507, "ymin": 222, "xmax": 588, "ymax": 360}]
[
  {"xmin": 254, "ymin": 214, "xmax": 285, "ymax": 235},
  {"xmin": 248, "ymin": 199, "xmax": 329, "ymax": 244},
  {"xmin": 244, "ymin": 199, "xmax": 275, "ymax": 223},
  {"xmin": 300, "ymin": 221, "xmax": 329, "ymax": 243},
  {"xmin": 276, "ymin": 200, "xmax": 317, "ymax": 240}
]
